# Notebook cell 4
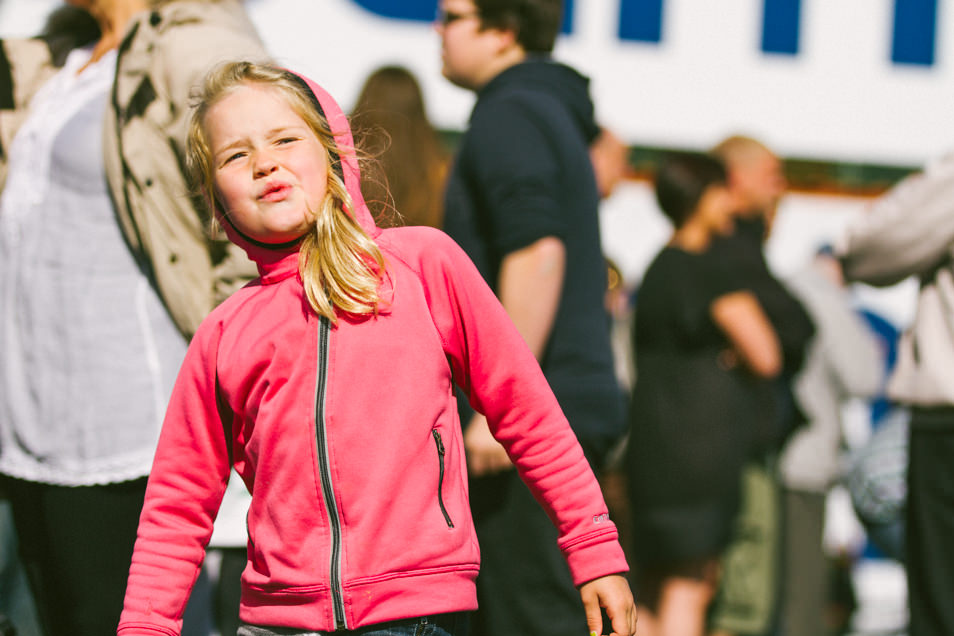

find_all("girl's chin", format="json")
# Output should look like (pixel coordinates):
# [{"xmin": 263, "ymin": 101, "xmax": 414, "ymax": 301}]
[{"xmin": 257, "ymin": 228, "xmax": 310, "ymax": 244}]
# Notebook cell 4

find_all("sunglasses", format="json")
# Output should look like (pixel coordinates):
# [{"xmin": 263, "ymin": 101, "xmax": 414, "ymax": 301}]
[{"xmin": 437, "ymin": 9, "xmax": 481, "ymax": 26}]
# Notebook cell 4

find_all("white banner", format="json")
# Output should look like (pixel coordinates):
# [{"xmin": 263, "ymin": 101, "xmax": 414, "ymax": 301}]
[{"xmin": 2, "ymin": 0, "xmax": 949, "ymax": 166}]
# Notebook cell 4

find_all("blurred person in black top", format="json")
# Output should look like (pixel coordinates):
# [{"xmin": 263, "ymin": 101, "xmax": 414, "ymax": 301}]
[
  {"xmin": 626, "ymin": 151, "xmax": 783, "ymax": 636},
  {"xmin": 711, "ymin": 136, "xmax": 814, "ymax": 448},
  {"xmin": 707, "ymin": 135, "xmax": 815, "ymax": 636}
]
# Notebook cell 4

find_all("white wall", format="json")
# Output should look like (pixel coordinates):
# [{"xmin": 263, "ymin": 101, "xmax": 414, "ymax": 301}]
[{"xmin": 3, "ymin": 0, "xmax": 950, "ymax": 166}]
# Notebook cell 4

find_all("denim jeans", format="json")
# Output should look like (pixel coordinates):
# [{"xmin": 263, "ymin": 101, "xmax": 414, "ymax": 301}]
[{"xmin": 237, "ymin": 612, "xmax": 469, "ymax": 636}]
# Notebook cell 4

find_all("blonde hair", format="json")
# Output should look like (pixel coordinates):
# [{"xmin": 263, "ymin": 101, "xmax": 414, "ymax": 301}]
[{"xmin": 186, "ymin": 61, "xmax": 386, "ymax": 323}]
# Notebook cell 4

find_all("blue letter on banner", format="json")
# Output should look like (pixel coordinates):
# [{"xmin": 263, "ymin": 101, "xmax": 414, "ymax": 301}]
[
  {"xmin": 618, "ymin": 0, "xmax": 664, "ymax": 42},
  {"xmin": 349, "ymin": 0, "xmax": 436, "ymax": 21},
  {"xmin": 761, "ymin": 0, "xmax": 800, "ymax": 55},
  {"xmin": 892, "ymin": 0, "xmax": 937, "ymax": 65}
]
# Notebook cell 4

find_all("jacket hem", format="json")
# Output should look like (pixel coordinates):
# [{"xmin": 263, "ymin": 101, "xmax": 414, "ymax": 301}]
[
  {"xmin": 240, "ymin": 565, "xmax": 479, "ymax": 631},
  {"xmin": 117, "ymin": 621, "xmax": 178, "ymax": 636}
]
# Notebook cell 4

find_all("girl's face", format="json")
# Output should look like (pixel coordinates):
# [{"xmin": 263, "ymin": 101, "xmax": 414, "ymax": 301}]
[{"xmin": 205, "ymin": 83, "xmax": 329, "ymax": 244}]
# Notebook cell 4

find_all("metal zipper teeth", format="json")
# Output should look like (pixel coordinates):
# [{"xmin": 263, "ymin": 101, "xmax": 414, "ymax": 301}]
[
  {"xmin": 314, "ymin": 316, "xmax": 346, "ymax": 629},
  {"xmin": 432, "ymin": 430, "xmax": 455, "ymax": 528}
]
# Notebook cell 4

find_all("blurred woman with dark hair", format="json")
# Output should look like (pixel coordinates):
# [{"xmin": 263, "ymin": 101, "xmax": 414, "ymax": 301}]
[
  {"xmin": 625, "ymin": 152, "xmax": 781, "ymax": 636},
  {"xmin": 351, "ymin": 65, "xmax": 449, "ymax": 228}
]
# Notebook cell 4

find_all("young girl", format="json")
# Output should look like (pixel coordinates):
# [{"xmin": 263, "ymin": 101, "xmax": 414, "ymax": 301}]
[{"xmin": 117, "ymin": 61, "xmax": 636, "ymax": 636}]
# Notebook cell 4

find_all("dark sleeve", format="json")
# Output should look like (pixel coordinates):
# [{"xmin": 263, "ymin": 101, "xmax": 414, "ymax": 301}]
[
  {"xmin": 582, "ymin": 120, "xmax": 601, "ymax": 146},
  {"xmin": 659, "ymin": 250, "xmax": 745, "ymax": 344},
  {"xmin": 696, "ymin": 254, "xmax": 750, "ymax": 333},
  {"xmin": 711, "ymin": 234, "xmax": 815, "ymax": 373},
  {"xmin": 705, "ymin": 252, "xmax": 748, "ymax": 300},
  {"xmin": 467, "ymin": 97, "xmax": 568, "ymax": 256}
]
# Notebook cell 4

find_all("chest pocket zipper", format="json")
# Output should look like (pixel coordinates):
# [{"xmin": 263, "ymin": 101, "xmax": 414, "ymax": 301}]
[{"xmin": 431, "ymin": 429, "xmax": 455, "ymax": 528}]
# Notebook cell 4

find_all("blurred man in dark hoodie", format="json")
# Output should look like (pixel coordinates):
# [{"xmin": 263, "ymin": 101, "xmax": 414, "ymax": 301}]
[
  {"xmin": 707, "ymin": 136, "xmax": 815, "ymax": 636},
  {"xmin": 437, "ymin": 1, "xmax": 629, "ymax": 634}
]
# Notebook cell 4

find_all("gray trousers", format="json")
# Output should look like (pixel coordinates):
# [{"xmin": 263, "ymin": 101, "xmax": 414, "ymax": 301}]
[{"xmin": 778, "ymin": 489, "xmax": 829, "ymax": 636}]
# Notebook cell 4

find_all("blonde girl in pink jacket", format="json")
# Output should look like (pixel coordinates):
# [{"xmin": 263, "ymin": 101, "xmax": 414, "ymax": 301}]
[{"xmin": 117, "ymin": 61, "xmax": 636, "ymax": 636}]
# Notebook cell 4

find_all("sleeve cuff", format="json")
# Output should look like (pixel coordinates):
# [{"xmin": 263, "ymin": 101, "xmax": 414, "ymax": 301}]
[{"xmin": 563, "ymin": 529, "xmax": 630, "ymax": 587}]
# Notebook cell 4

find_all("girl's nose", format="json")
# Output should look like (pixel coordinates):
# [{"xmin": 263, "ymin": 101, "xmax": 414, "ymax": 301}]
[{"xmin": 254, "ymin": 154, "xmax": 278, "ymax": 178}]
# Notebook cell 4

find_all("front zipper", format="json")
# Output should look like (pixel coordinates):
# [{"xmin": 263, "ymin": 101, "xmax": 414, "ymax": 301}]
[
  {"xmin": 314, "ymin": 316, "xmax": 347, "ymax": 630},
  {"xmin": 431, "ymin": 429, "xmax": 455, "ymax": 528},
  {"xmin": 414, "ymin": 616, "xmax": 429, "ymax": 636}
]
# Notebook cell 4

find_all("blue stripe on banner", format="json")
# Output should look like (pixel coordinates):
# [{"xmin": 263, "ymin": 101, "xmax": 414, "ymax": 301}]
[
  {"xmin": 892, "ymin": 0, "xmax": 937, "ymax": 66},
  {"xmin": 562, "ymin": 0, "xmax": 574, "ymax": 34},
  {"xmin": 618, "ymin": 0, "xmax": 664, "ymax": 43},
  {"xmin": 349, "ymin": 0, "xmax": 436, "ymax": 21},
  {"xmin": 349, "ymin": 0, "xmax": 575, "ymax": 34},
  {"xmin": 761, "ymin": 0, "xmax": 800, "ymax": 55},
  {"xmin": 352, "ymin": 0, "xmax": 572, "ymax": 33}
]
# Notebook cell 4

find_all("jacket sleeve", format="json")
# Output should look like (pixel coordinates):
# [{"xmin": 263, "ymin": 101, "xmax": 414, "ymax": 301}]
[
  {"xmin": 0, "ymin": 37, "xmax": 58, "ymax": 190},
  {"xmin": 153, "ymin": 4, "xmax": 269, "ymax": 305},
  {"xmin": 415, "ymin": 228, "xmax": 628, "ymax": 586},
  {"xmin": 118, "ymin": 320, "xmax": 233, "ymax": 635},
  {"xmin": 838, "ymin": 153, "xmax": 954, "ymax": 286}
]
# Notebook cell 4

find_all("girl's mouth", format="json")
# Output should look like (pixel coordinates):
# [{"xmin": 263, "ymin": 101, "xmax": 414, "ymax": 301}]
[{"xmin": 260, "ymin": 183, "xmax": 291, "ymax": 202}]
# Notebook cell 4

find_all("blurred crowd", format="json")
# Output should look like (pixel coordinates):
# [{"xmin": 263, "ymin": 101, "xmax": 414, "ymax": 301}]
[{"xmin": 0, "ymin": 1, "xmax": 944, "ymax": 635}]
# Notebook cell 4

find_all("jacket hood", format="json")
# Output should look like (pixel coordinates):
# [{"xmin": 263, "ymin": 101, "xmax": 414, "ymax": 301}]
[
  {"xmin": 479, "ymin": 58, "xmax": 600, "ymax": 143},
  {"xmin": 217, "ymin": 70, "xmax": 379, "ymax": 275}
]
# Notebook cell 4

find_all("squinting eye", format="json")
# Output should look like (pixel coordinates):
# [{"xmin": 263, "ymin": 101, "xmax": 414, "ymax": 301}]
[
  {"xmin": 223, "ymin": 151, "xmax": 245, "ymax": 165},
  {"xmin": 277, "ymin": 137, "xmax": 298, "ymax": 145}
]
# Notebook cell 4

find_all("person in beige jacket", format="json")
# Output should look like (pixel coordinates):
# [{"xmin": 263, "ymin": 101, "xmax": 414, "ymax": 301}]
[
  {"xmin": 0, "ymin": 2, "xmax": 267, "ymax": 634},
  {"xmin": 837, "ymin": 151, "xmax": 954, "ymax": 636}
]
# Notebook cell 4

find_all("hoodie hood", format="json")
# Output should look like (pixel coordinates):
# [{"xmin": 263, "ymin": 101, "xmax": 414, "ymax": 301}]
[
  {"xmin": 479, "ymin": 58, "xmax": 601, "ymax": 144},
  {"xmin": 217, "ymin": 70, "xmax": 380, "ymax": 277}
]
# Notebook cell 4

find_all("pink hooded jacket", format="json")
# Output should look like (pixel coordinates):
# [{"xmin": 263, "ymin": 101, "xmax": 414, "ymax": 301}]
[{"xmin": 117, "ymin": 71, "xmax": 627, "ymax": 634}]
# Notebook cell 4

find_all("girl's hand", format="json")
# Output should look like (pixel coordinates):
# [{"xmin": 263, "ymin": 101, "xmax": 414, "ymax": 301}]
[{"xmin": 579, "ymin": 574, "xmax": 638, "ymax": 636}]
